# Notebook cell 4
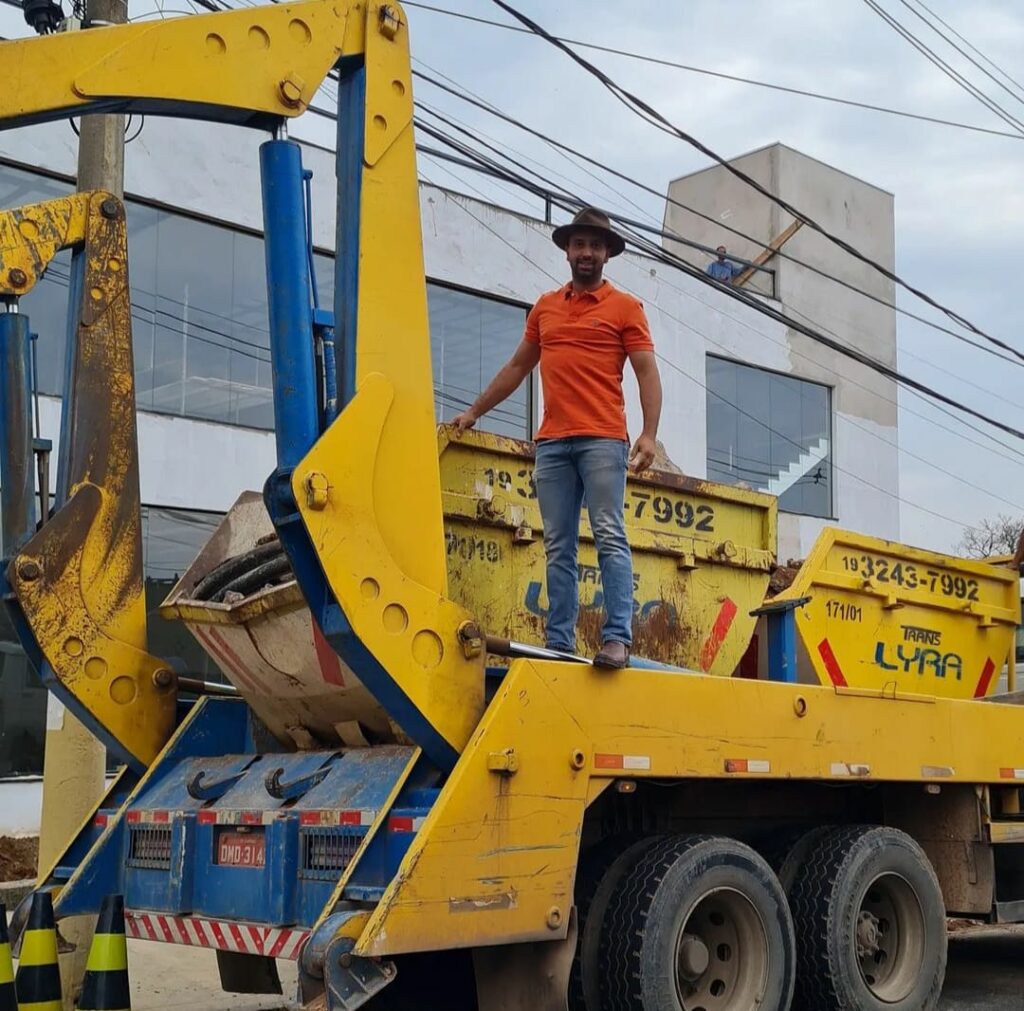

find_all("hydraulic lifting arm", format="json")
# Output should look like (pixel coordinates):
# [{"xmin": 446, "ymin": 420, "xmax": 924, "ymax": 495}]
[
  {"xmin": 1, "ymin": 192, "xmax": 175, "ymax": 771},
  {"xmin": 1, "ymin": 1, "xmax": 484, "ymax": 773}
]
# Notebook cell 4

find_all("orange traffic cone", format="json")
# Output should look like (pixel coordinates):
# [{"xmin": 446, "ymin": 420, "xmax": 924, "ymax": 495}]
[
  {"xmin": 0, "ymin": 902, "xmax": 17, "ymax": 1011},
  {"xmin": 15, "ymin": 890, "xmax": 62, "ymax": 1011},
  {"xmin": 77, "ymin": 895, "xmax": 130, "ymax": 1011}
]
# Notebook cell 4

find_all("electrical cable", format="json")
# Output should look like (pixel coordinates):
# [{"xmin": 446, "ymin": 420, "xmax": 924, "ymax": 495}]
[
  {"xmin": 418, "ymin": 112, "xmax": 1024, "ymax": 444},
  {"xmin": 401, "ymin": 0, "xmax": 1024, "ymax": 143},
  {"xmin": 898, "ymin": 0, "xmax": 1024, "ymax": 111},
  {"xmin": 862, "ymin": 0, "xmax": 1024, "ymax": 135},
  {"xmin": 908, "ymin": 0, "xmax": 1024, "ymax": 103},
  {"xmin": 419, "ymin": 117, "xmax": 1024, "ymax": 517},
  {"xmin": 413, "ymin": 68, "xmax": 1023, "ymax": 370},
  {"xmin": 486, "ymin": 0, "xmax": 1024, "ymax": 366},
  {"xmin": 421, "ymin": 164, "xmax": 994, "ymax": 531},
  {"xmin": 419, "ymin": 116, "xmax": 1024, "ymax": 463}
]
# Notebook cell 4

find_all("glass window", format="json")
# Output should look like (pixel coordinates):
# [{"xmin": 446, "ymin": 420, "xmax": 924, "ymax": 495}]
[
  {"xmin": 427, "ymin": 283, "xmax": 531, "ymax": 439},
  {"xmin": 706, "ymin": 355, "xmax": 832, "ymax": 518},
  {"xmin": 1, "ymin": 163, "xmax": 534, "ymax": 437}
]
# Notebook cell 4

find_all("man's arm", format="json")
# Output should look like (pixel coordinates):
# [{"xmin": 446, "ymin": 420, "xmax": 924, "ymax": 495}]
[
  {"xmin": 451, "ymin": 339, "xmax": 541, "ymax": 433},
  {"xmin": 627, "ymin": 349, "xmax": 663, "ymax": 472}
]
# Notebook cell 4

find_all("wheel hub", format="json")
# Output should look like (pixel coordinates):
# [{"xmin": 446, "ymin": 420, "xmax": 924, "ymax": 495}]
[
  {"xmin": 677, "ymin": 933, "xmax": 710, "ymax": 981},
  {"xmin": 674, "ymin": 888, "xmax": 769, "ymax": 1010},
  {"xmin": 856, "ymin": 910, "xmax": 880, "ymax": 959}
]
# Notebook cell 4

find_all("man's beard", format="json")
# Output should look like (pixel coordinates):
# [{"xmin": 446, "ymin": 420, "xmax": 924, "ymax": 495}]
[{"xmin": 571, "ymin": 260, "xmax": 603, "ymax": 285}]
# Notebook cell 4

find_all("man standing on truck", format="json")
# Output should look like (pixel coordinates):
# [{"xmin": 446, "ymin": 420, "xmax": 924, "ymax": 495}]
[{"xmin": 451, "ymin": 208, "xmax": 663, "ymax": 669}]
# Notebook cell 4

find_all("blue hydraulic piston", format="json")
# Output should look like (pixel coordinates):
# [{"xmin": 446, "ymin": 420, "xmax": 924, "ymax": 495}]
[
  {"xmin": 260, "ymin": 139, "xmax": 320, "ymax": 472},
  {"xmin": 333, "ymin": 64, "xmax": 365, "ymax": 408},
  {"xmin": 0, "ymin": 307, "xmax": 35, "ymax": 556}
]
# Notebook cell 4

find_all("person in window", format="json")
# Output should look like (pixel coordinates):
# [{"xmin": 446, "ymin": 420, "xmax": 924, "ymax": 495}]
[
  {"xmin": 706, "ymin": 245, "xmax": 744, "ymax": 283},
  {"xmin": 451, "ymin": 208, "xmax": 663, "ymax": 670}
]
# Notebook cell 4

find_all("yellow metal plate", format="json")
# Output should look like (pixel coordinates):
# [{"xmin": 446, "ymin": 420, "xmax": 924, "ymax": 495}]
[
  {"xmin": 0, "ymin": 0, "xmax": 354, "ymax": 130},
  {"xmin": 774, "ymin": 528, "xmax": 1020, "ymax": 699},
  {"xmin": 357, "ymin": 659, "xmax": 1024, "ymax": 956},
  {"xmin": 6, "ymin": 194, "xmax": 175, "ymax": 769},
  {"xmin": 438, "ymin": 427, "xmax": 776, "ymax": 674}
]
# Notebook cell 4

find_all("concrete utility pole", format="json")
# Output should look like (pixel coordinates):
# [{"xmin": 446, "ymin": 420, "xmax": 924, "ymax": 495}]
[{"xmin": 36, "ymin": 0, "xmax": 127, "ymax": 1005}]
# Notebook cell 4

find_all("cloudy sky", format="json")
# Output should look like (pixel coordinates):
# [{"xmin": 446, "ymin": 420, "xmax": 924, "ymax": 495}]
[{"xmin": 2, "ymin": 0, "xmax": 1022, "ymax": 554}]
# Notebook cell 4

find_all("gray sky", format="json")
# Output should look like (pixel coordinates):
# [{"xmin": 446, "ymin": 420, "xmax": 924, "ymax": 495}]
[{"xmin": 2, "ymin": 0, "xmax": 1022, "ymax": 554}]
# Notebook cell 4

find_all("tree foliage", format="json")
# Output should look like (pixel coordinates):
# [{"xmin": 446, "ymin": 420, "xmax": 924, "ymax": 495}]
[{"xmin": 957, "ymin": 514, "xmax": 1024, "ymax": 559}]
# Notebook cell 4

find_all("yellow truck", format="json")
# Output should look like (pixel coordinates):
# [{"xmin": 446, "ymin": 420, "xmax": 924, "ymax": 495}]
[{"xmin": 1, "ymin": 4, "xmax": 1022, "ymax": 1010}]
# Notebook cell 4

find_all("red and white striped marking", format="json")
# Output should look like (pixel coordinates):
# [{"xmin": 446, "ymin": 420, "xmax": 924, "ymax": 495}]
[
  {"xmin": 298, "ymin": 809, "xmax": 377, "ymax": 827},
  {"xmin": 127, "ymin": 810, "xmax": 172, "ymax": 825},
  {"xmin": 724, "ymin": 758, "xmax": 771, "ymax": 774},
  {"xmin": 196, "ymin": 809, "xmax": 283, "ymax": 826},
  {"xmin": 126, "ymin": 911, "xmax": 309, "ymax": 960},
  {"xmin": 1000, "ymin": 768, "xmax": 1024, "ymax": 780},
  {"xmin": 594, "ymin": 754, "xmax": 651, "ymax": 771},
  {"xmin": 388, "ymin": 815, "xmax": 426, "ymax": 834}
]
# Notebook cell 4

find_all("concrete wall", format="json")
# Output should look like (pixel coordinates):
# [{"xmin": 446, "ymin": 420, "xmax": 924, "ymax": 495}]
[{"xmin": 664, "ymin": 142, "xmax": 900, "ymax": 556}]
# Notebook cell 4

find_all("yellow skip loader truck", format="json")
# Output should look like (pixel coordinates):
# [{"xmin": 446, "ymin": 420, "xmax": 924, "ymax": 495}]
[{"xmin": 1, "ymin": 3, "xmax": 1022, "ymax": 1009}]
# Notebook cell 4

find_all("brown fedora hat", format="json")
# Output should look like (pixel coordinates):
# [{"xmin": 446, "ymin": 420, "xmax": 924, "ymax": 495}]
[{"xmin": 552, "ymin": 207, "xmax": 626, "ymax": 257}]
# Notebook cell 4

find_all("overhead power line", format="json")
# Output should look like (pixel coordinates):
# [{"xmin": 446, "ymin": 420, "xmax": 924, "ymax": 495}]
[
  {"xmin": 487, "ymin": 0, "xmax": 1024, "ymax": 368},
  {"xmin": 895, "ymin": 0, "xmax": 1024, "ymax": 115},
  {"xmin": 402, "ymin": 0, "xmax": 1024, "ymax": 142},
  {"xmin": 419, "ymin": 161, "xmax": 1001, "ymax": 532},
  {"xmin": 860, "ymin": 0, "xmax": 1024, "ymax": 137},
  {"xmin": 418, "ymin": 111, "xmax": 1024, "ymax": 445},
  {"xmin": 413, "ymin": 68, "xmax": 1023, "ymax": 371},
  {"xmin": 908, "ymin": 0, "xmax": 1024, "ymax": 104}
]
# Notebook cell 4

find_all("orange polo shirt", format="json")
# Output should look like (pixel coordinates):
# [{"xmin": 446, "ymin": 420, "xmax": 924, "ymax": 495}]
[{"xmin": 524, "ymin": 280, "xmax": 654, "ymax": 442}]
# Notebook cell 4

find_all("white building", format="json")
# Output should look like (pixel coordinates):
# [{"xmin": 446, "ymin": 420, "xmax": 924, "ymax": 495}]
[{"xmin": 0, "ymin": 119, "xmax": 899, "ymax": 827}]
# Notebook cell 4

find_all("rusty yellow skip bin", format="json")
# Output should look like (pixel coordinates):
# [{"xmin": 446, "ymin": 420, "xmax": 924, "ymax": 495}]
[
  {"xmin": 438, "ymin": 427, "xmax": 777, "ymax": 675},
  {"xmin": 773, "ymin": 528, "xmax": 1020, "ymax": 699}
]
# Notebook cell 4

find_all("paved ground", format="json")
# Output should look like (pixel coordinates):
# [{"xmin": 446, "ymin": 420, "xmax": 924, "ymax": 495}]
[
  {"xmin": 0, "ymin": 922, "xmax": 1015, "ymax": 1009},
  {"xmin": 121, "ymin": 927, "xmax": 1024, "ymax": 1010},
  {"xmin": 938, "ymin": 925, "xmax": 1024, "ymax": 1010}
]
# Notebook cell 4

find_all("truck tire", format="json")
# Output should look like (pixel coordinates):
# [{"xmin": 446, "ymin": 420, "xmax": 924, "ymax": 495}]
[
  {"xmin": 569, "ymin": 835, "xmax": 659, "ymax": 1011},
  {"xmin": 788, "ymin": 825, "xmax": 947, "ymax": 1011},
  {"xmin": 602, "ymin": 834, "xmax": 796, "ymax": 1011},
  {"xmin": 766, "ymin": 825, "xmax": 833, "ymax": 894}
]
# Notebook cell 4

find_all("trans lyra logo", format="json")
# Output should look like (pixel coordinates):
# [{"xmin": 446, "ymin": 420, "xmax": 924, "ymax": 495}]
[{"xmin": 873, "ymin": 624, "xmax": 963, "ymax": 681}]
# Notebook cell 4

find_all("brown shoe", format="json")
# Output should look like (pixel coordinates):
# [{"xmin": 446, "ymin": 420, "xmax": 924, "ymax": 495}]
[{"xmin": 593, "ymin": 641, "xmax": 630, "ymax": 669}]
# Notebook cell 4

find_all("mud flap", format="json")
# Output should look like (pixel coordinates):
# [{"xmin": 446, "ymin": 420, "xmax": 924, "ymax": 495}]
[
  {"xmin": 216, "ymin": 950, "xmax": 282, "ymax": 996},
  {"xmin": 472, "ymin": 909, "xmax": 577, "ymax": 1011}
]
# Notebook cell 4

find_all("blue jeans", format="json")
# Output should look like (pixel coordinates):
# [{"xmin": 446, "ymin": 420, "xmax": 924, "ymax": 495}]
[{"xmin": 534, "ymin": 437, "xmax": 633, "ymax": 653}]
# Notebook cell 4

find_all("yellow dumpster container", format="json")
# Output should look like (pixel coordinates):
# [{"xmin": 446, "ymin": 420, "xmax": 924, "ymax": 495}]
[
  {"xmin": 771, "ymin": 527, "xmax": 1021, "ymax": 699},
  {"xmin": 438, "ymin": 427, "xmax": 777, "ymax": 675}
]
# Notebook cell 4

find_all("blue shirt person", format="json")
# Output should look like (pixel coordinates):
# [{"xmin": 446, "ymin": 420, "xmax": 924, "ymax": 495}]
[{"xmin": 706, "ymin": 245, "xmax": 744, "ymax": 283}]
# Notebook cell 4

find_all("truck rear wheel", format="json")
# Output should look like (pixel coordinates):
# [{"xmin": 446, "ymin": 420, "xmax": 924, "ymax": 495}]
[
  {"xmin": 788, "ymin": 825, "xmax": 947, "ymax": 1011},
  {"xmin": 570, "ymin": 835, "xmax": 658, "ymax": 1011},
  {"xmin": 602, "ymin": 834, "xmax": 796, "ymax": 1011}
]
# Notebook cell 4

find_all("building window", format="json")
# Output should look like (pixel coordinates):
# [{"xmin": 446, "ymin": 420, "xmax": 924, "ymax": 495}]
[
  {"xmin": 1, "ymin": 162, "xmax": 533, "ymax": 439},
  {"xmin": 427, "ymin": 283, "xmax": 531, "ymax": 440},
  {"xmin": 706, "ymin": 355, "xmax": 832, "ymax": 518},
  {"xmin": 0, "ymin": 505, "xmax": 225, "ymax": 778}
]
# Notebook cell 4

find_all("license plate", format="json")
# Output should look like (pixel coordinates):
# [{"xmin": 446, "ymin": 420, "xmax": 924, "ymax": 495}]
[{"xmin": 215, "ymin": 829, "xmax": 265, "ymax": 868}]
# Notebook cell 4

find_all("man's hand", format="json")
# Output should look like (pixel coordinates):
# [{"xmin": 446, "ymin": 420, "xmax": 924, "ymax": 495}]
[
  {"xmin": 451, "ymin": 410, "xmax": 478, "ymax": 435},
  {"xmin": 629, "ymin": 434, "xmax": 656, "ymax": 473}
]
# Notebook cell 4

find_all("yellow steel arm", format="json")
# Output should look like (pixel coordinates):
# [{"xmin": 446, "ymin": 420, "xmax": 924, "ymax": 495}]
[
  {"xmin": 3, "ymin": 1, "xmax": 483, "ymax": 764},
  {"xmin": 3, "ymin": 193, "xmax": 176, "ymax": 770},
  {"xmin": 0, "ymin": 1, "xmax": 362, "ymax": 131}
]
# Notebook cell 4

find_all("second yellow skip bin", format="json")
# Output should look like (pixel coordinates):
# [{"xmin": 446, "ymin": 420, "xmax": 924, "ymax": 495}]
[{"xmin": 773, "ymin": 528, "xmax": 1020, "ymax": 698}]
